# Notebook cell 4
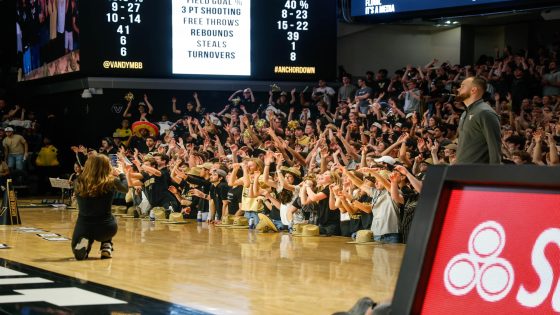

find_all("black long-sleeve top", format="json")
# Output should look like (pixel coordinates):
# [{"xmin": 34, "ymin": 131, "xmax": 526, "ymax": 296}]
[{"xmin": 76, "ymin": 174, "xmax": 128, "ymax": 222}]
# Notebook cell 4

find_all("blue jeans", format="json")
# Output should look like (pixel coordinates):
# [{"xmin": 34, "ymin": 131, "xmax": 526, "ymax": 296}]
[
  {"xmin": 272, "ymin": 219, "xmax": 287, "ymax": 231},
  {"xmin": 7, "ymin": 154, "xmax": 24, "ymax": 171},
  {"xmin": 374, "ymin": 233, "xmax": 402, "ymax": 244},
  {"xmin": 243, "ymin": 211, "xmax": 259, "ymax": 227}
]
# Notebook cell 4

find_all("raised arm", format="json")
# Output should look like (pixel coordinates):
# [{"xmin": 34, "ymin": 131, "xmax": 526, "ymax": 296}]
[
  {"xmin": 193, "ymin": 92, "xmax": 202, "ymax": 112},
  {"xmin": 547, "ymin": 133, "xmax": 559, "ymax": 165},
  {"xmin": 388, "ymin": 172, "xmax": 404, "ymax": 205},
  {"xmin": 395, "ymin": 165, "xmax": 423, "ymax": 194},
  {"xmin": 228, "ymin": 90, "xmax": 242, "ymax": 101},
  {"xmin": 262, "ymin": 151, "xmax": 279, "ymax": 188},
  {"xmin": 143, "ymin": 94, "xmax": 154, "ymax": 114},
  {"xmin": 123, "ymin": 100, "xmax": 133, "ymax": 118},
  {"xmin": 172, "ymin": 96, "xmax": 181, "ymax": 115}
]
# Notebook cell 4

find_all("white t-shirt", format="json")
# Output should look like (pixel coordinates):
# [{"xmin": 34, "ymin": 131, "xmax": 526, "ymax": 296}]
[
  {"xmin": 57, "ymin": 0, "xmax": 66, "ymax": 34},
  {"xmin": 279, "ymin": 204, "xmax": 290, "ymax": 225}
]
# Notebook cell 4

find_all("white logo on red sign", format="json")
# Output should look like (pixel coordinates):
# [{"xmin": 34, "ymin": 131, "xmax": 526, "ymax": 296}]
[{"xmin": 444, "ymin": 221, "xmax": 515, "ymax": 302}]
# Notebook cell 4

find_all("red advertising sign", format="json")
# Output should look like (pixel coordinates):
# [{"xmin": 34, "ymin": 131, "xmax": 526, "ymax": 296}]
[{"xmin": 421, "ymin": 187, "xmax": 560, "ymax": 314}]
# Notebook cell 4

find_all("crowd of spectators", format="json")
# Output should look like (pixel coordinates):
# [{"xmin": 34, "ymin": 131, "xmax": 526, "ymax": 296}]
[
  {"xmin": 1, "ymin": 44, "xmax": 559, "ymax": 243},
  {"xmin": 61, "ymin": 46, "xmax": 558, "ymax": 243}
]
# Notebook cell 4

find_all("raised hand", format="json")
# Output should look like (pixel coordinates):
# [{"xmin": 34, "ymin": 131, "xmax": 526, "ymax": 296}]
[
  {"xmin": 398, "ymin": 132, "xmax": 410, "ymax": 143},
  {"xmin": 431, "ymin": 141, "xmax": 440, "ymax": 154},
  {"xmin": 533, "ymin": 130, "xmax": 543, "ymax": 143},
  {"xmin": 411, "ymin": 112, "xmax": 418, "ymax": 124},
  {"xmin": 264, "ymin": 150, "xmax": 275, "ymax": 165},
  {"xmin": 394, "ymin": 165, "xmax": 408, "ymax": 175},
  {"xmin": 389, "ymin": 171, "xmax": 401, "ymax": 182},
  {"xmin": 417, "ymin": 137, "xmax": 426, "ymax": 151},
  {"xmin": 274, "ymin": 152, "xmax": 284, "ymax": 163}
]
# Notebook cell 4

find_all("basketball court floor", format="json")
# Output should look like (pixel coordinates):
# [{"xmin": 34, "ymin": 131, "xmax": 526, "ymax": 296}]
[{"xmin": 0, "ymin": 202, "xmax": 405, "ymax": 314}]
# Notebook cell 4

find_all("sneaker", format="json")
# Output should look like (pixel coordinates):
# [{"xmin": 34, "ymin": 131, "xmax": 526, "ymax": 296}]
[
  {"xmin": 100, "ymin": 242, "xmax": 113, "ymax": 259},
  {"xmin": 73, "ymin": 237, "xmax": 89, "ymax": 261}
]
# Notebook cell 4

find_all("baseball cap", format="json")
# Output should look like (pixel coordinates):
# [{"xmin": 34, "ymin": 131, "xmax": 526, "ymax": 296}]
[
  {"xmin": 445, "ymin": 143, "xmax": 458, "ymax": 150},
  {"xmin": 4, "ymin": 127, "xmax": 13, "ymax": 132},
  {"xmin": 200, "ymin": 162, "xmax": 213, "ymax": 170},
  {"xmin": 374, "ymin": 156, "xmax": 396, "ymax": 165},
  {"xmin": 372, "ymin": 122, "xmax": 382, "ymax": 129},
  {"xmin": 212, "ymin": 169, "xmax": 227, "ymax": 178},
  {"xmin": 406, "ymin": 113, "xmax": 415, "ymax": 119}
]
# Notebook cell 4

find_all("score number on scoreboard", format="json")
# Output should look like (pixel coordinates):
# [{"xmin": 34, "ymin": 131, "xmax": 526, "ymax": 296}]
[
  {"xmin": 276, "ymin": 0, "xmax": 310, "ymax": 63},
  {"xmin": 104, "ymin": 0, "xmax": 144, "ymax": 70}
]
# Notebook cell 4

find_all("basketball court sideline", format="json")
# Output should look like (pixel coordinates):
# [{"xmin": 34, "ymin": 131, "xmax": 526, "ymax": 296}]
[{"xmin": 0, "ymin": 203, "xmax": 404, "ymax": 314}]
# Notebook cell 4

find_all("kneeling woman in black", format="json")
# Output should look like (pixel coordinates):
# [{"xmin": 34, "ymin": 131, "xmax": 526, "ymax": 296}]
[{"xmin": 71, "ymin": 154, "xmax": 128, "ymax": 260}]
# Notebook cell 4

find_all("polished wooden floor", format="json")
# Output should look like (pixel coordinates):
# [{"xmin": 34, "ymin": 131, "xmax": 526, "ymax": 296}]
[{"xmin": 0, "ymin": 202, "xmax": 405, "ymax": 314}]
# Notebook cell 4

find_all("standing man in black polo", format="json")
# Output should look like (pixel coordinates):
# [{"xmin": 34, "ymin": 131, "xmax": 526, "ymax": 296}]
[{"xmin": 455, "ymin": 77, "xmax": 501, "ymax": 164}]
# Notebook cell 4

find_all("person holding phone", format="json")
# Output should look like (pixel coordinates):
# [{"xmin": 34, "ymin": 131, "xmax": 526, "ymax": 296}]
[{"xmin": 71, "ymin": 154, "xmax": 129, "ymax": 260}]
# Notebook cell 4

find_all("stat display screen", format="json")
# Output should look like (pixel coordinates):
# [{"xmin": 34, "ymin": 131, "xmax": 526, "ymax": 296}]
[
  {"xmin": 80, "ymin": 0, "xmax": 337, "ymax": 81},
  {"xmin": 351, "ymin": 0, "xmax": 552, "ymax": 17}
]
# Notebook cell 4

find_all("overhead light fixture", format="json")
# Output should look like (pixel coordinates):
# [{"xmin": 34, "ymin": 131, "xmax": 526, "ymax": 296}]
[
  {"xmin": 81, "ymin": 89, "xmax": 92, "ymax": 99},
  {"xmin": 453, "ymin": 21, "xmax": 459, "ymax": 24},
  {"xmin": 445, "ymin": 20, "xmax": 451, "ymax": 24}
]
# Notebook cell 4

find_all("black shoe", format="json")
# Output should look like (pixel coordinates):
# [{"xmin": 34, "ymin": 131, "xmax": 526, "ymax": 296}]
[
  {"xmin": 74, "ymin": 237, "xmax": 89, "ymax": 260},
  {"xmin": 100, "ymin": 242, "xmax": 113, "ymax": 259}
]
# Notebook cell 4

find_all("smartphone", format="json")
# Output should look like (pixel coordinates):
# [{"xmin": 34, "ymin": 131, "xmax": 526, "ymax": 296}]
[
  {"xmin": 109, "ymin": 154, "xmax": 118, "ymax": 167},
  {"xmin": 122, "ymin": 155, "xmax": 133, "ymax": 166}
]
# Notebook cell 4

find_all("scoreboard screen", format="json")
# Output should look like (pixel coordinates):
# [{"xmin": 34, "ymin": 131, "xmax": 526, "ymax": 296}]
[
  {"xmin": 79, "ymin": 0, "xmax": 337, "ymax": 81},
  {"xmin": 351, "ymin": 0, "xmax": 558, "ymax": 19}
]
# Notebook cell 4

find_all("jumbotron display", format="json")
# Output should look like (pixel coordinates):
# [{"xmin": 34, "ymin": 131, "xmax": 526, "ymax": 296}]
[
  {"xmin": 351, "ymin": 0, "xmax": 554, "ymax": 17},
  {"xmin": 79, "ymin": 0, "xmax": 337, "ymax": 81}
]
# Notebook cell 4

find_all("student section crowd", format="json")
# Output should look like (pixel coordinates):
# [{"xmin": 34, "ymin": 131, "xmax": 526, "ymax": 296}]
[{"xmin": 4, "ymin": 46, "xmax": 560, "ymax": 243}]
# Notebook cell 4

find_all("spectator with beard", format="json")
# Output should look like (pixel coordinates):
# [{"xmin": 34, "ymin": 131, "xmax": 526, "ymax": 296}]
[
  {"xmin": 208, "ymin": 168, "xmax": 229, "ymax": 222},
  {"xmin": 455, "ymin": 77, "xmax": 502, "ymax": 164}
]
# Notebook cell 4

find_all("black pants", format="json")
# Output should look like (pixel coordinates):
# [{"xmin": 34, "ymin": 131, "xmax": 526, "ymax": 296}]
[
  {"xmin": 340, "ymin": 221, "xmax": 352, "ymax": 237},
  {"xmin": 71, "ymin": 217, "xmax": 117, "ymax": 257},
  {"xmin": 319, "ymin": 223, "xmax": 340, "ymax": 236}
]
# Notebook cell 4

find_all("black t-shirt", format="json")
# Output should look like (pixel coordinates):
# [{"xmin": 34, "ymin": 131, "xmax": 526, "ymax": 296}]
[
  {"xmin": 129, "ymin": 111, "xmax": 153, "ymax": 123},
  {"xmin": 356, "ymin": 86, "xmax": 373, "ymax": 109},
  {"xmin": 141, "ymin": 168, "xmax": 174, "ymax": 205},
  {"xmin": 210, "ymin": 180, "xmax": 229, "ymax": 219},
  {"xmin": 373, "ymin": 79, "xmax": 391, "ymax": 95},
  {"xmin": 77, "ymin": 175, "xmax": 128, "ymax": 221},
  {"xmin": 268, "ymin": 205, "xmax": 281, "ymax": 221},
  {"xmin": 226, "ymin": 185, "xmax": 243, "ymax": 215},
  {"xmin": 185, "ymin": 175, "xmax": 211, "ymax": 213},
  {"xmin": 239, "ymin": 97, "xmax": 256, "ymax": 112},
  {"xmin": 182, "ymin": 108, "xmax": 201, "ymax": 120},
  {"xmin": 128, "ymin": 136, "xmax": 148, "ymax": 153},
  {"xmin": 317, "ymin": 187, "xmax": 340, "ymax": 226}
]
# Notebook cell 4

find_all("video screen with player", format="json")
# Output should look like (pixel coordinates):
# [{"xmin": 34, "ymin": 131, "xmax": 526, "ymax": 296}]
[{"xmin": 16, "ymin": 0, "xmax": 81, "ymax": 81}]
